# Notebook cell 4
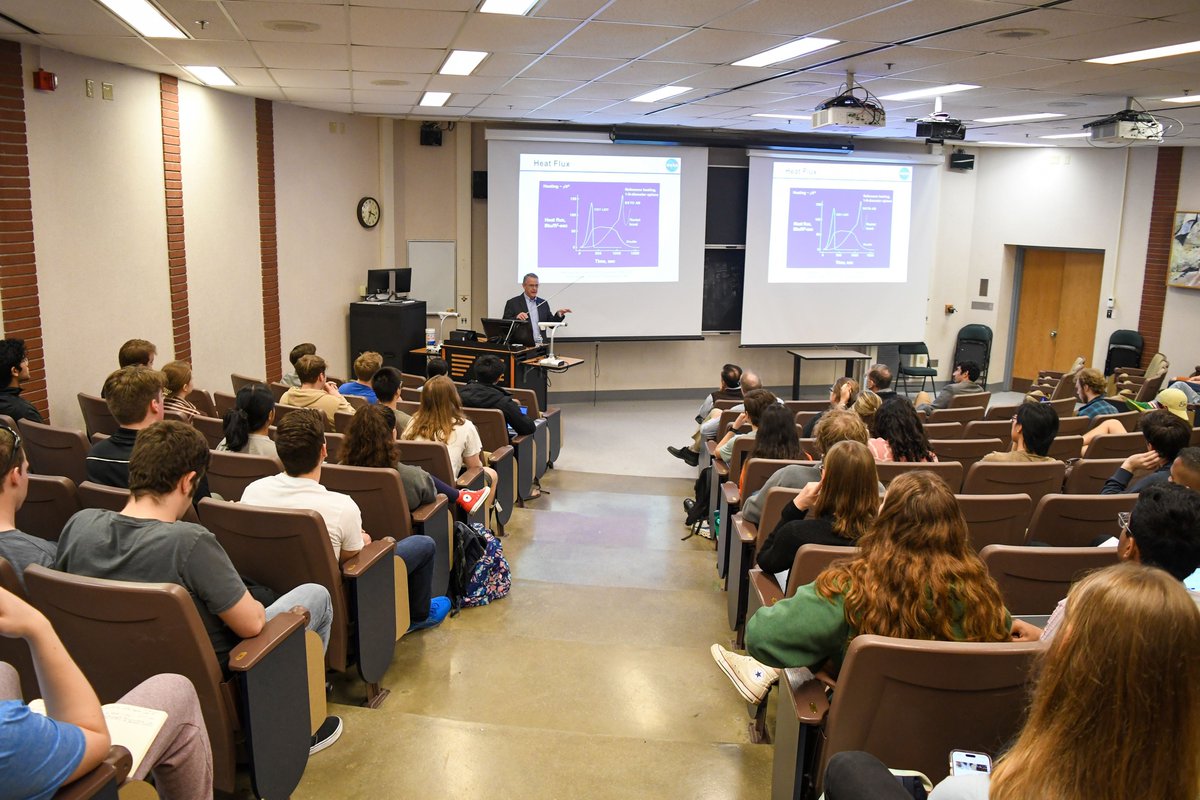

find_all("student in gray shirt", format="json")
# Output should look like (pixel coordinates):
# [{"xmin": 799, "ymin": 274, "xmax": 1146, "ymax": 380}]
[{"xmin": 0, "ymin": 420, "xmax": 56, "ymax": 587}]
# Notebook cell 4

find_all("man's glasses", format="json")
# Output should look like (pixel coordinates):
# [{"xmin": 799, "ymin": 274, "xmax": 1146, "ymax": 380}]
[
  {"xmin": 1117, "ymin": 511, "xmax": 1131, "ymax": 535},
  {"xmin": 0, "ymin": 421, "xmax": 22, "ymax": 475}
]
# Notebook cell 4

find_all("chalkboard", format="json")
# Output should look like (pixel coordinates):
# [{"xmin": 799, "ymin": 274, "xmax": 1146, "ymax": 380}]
[
  {"xmin": 706, "ymin": 166, "xmax": 749, "ymax": 245},
  {"xmin": 702, "ymin": 248, "xmax": 744, "ymax": 332}
]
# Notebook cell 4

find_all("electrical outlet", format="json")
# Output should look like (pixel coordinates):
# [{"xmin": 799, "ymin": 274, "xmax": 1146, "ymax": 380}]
[
  {"xmin": 101, "ymin": 82, "xmax": 113, "ymax": 100},
  {"xmin": 929, "ymin": 358, "xmax": 939, "ymax": 368},
  {"xmin": 85, "ymin": 79, "xmax": 95, "ymax": 98}
]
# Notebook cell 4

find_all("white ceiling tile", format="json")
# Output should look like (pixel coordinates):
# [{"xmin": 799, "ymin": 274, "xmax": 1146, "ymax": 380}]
[
  {"xmin": 426, "ymin": 74, "xmax": 511, "ymax": 93},
  {"xmin": 706, "ymin": 0, "xmax": 920, "ymax": 36},
  {"xmin": 1005, "ymin": 20, "xmax": 1200, "ymax": 61},
  {"xmin": 651, "ymin": 28, "xmax": 793, "ymax": 65},
  {"xmin": 154, "ymin": 0, "xmax": 240, "ymax": 40},
  {"xmin": 353, "ymin": 104, "xmax": 414, "ymax": 115},
  {"xmin": 351, "ymin": 0, "xmax": 477, "ymax": 9},
  {"xmin": 530, "ymin": 97, "xmax": 615, "ymax": 115},
  {"xmin": 270, "ymin": 69, "xmax": 350, "ymax": 89},
  {"xmin": 224, "ymin": 86, "xmax": 288, "ymax": 100},
  {"xmin": 597, "ymin": 0, "xmax": 752, "ymax": 27},
  {"xmin": 452, "ymin": 14, "xmax": 581, "ymax": 53},
  {"xmin": 352, "ymin": 89, "xmax": 421, "ymax": 104},
  {"xmin": 223, "ymin": 66, "xmax": 275, "ymax": 87},
  {"xmin": 474, "ymin": 52, "xmax": 542, "ymax": 77},
  {"xmin": 221, "ymin": 2, "xmax": 349, "ymax": 44},
  {"xmin": 466, "ymin": 106, "xmax": 530, "ymax": 118},
  {"xmin": 1057, "ymin": 0, "xmax": 1200, "ymax": 18},
  {"xmin": 347, "ymin": 7, "xmax": 465, "ymax": 48},
  {"xmin": 152, "ymin": 39, "xmax": 263, "ymax": 67},
  {"xmin": 423, "ymin": 92, "xmax": 488, "ymax": 106},
  {"xmin": 283, "ymin": 87, "xmax": 352, "ymax": 102},
  {"xmin": 0, "ymin": 0, "xmax": 131, "ymax": 36},
  {"xmin": 38, "ymin": 35, "xmax": 168, "ymax": 66},
  {"xmin": 561, "ymin": 81, "xmax": 650, "ymax": 100},
  {"xmin": 408, "ymin": 105, "xmax": 472, "ymax": 115},
  {"xmin": 349, "ymin": 46, "xmax": 444, "ymax": 72},
  {"xmin": 253, "ymin": 41, "xmax": 349, "ymax": 70},
  {"xmin": 895, "ymin": 52, "xmax": 1064, "ymax": 84},
  {"xmin": 921, "ymin": 9, "xmax": 1145, "ymax": 53},
  {"xmin": 519, "ymin": 55, "xmax": 628, "ymax": 80},
  {"xmin": 475, "ymin": 95, "xmax": 547, "ymax": 109},
  {"xmin": 351, "ymin": 71, "xmax": 430, "ymax": 91},
  {"xmin": 820, "ymin": 0, "xmax": 1033, "ymax": 43},
  {"xmin": 534, "ymin": 0, "xmax": 608, "ymax": 21},
  {"xmin": 600, "ymin": 59, "xmax": 705, "ymax": 85},
  {"xmin": 290, "ymin": 101, "xmax": 353, "ymax": 113},
  {"xmin": 833, "ymin": 46, "xmax": 982, "ymax": 78},
  {"xmin": 552, "ymin": 21, "xmax": 690, "ymax": 59},
  {"xmin": 683, "ymin": 65, "xmax": 788, "ymax": 89},
  {"xmin": 501, "ymin": 76, "xmax": 586, "ymax": 96}
]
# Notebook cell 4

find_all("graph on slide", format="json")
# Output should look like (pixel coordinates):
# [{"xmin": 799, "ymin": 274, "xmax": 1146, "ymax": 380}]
[
  {"xmin": 787, "ymin": 188, "xmax": 893, "ymax": 268},
  {"xmin": 538, "ymin": 181, "xmax": 660, "ymax": 268}
]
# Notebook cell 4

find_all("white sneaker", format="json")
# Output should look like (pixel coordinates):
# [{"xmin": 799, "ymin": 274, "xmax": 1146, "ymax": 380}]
[{"xmin": 711, "ymin": 643, "xmax": 779, "ymax": 704}]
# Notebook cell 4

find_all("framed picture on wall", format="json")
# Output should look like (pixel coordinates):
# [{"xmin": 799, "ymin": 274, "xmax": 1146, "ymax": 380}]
[{"xmin": 1168, "ymin": 211, "xmax": 1200, "ymax": 289}]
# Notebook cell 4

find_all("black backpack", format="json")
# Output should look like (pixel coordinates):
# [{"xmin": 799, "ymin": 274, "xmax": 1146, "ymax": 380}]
[{"xmin": 449, "ymin": 521, "xmax": 488, "ymax": 614}]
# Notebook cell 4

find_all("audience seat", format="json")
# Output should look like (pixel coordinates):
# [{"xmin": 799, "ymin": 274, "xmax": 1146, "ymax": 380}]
[
  {"xmin": 0, "ymin": 557, "xmax": 41, "ymax": 702},
  {"xmin": 197, "ymin": 499, "xmax": 399, "ymax": 707},
  {"xmin": 962, "ymin": 461, "xmax": 1066, "ymax": 509},
  {"xmin": 774, "ymin": 635, "xmax": 1040, "ymax": 798},
  {"xmin": 1063, "ymin": 458, "xmax": 1123, "ymax": 494},
  {"xmin": 1048, "ymin": 397, "xmax": 1076, "ymax": 417},
  {"xmin": 213, "ymin": 391, "xmax": 236, "ymax": 418},
  {"xmin": 333, "ymin": 410, "xmax": 356, "ymax": 434},
  {"xmin": 1026, "ymin": 493, "xmax": 1135, "ymax": 547},
  {"xmin": 271, "ymin": 403, "xmax": 307, "ymax": 428},
  {"xmin": 875, "ymin": 461, "xmax": 963, "ymax": 491},
  {"xmin": 163, "ymin": 409, "xmax": 191, "ymax": 424},
  {"xmin": 396, "ymin": 439, "xmax": 491, "ymax": 530},
  {"xmin": 1089, "ymin": 410, "xmax": 1138, "ymax": 433},
  {"xmin": 783, "ymin": 400, "xmax": 829, "ymax": 414},
  {"xmin": 191, "ymin": 414, "xmax": 225, "ymax": 449},
  {"xmin": 1052, "ymin": 416, "xmax": 1091, "ymax": 436},
  {"xmin": 77, "ymin": 393, "xmax": 119, "ymax": 439},
  {"xmin": 24, "ymin": 565, "xmax": 312, "ymax": 798},
  {"xmin": 268, "ymin": 382, "xmax": 289, "ymax": 402},
  {"xmin": 343, "ymin": 395, "xmax": 369, "ymax": 411},
  {"xmin": 920, "ymin": 421, "xmax": 964, "ymax": 440},
  {"xmin": 981, "ymin": 545, "xmax": 1120, "ymax": 615},
  {"xmin": 956, "ymin": 493, "xmax": 1033, "ymax": 551},
  {"xmin": 728, "ymin": 487, "xmax": 803, "ymax": 645},
  {"xmin": 400, "ymin": 386, "xmax": 422, "ymax": 403},
  {"xmin": 947, "ymin": 391, "xmax": 990, "ymax": 410},
  {"xmin": 205, "ymin": 450, "xmax": 280, "ymax": 502},
  {"xmin": 718, "ymin": 459, "xmax": 818, "ymax": 581},
  {"xmin": 318, "ymin": 463, "xmax": 453, "ymax": 598},
  {"xmin": 928, "ymin": 438, "xmax": 1002, "ymax": 480},
  {"xmin": 184, "ymin": 388, "xmax": 217, "ymax": 418},
  {"xmin": 230, "ymin": 373, "xmax": 261, "ymax": 393},
  {"xmin": 463, "ymin": 407, "xmax": 531, "ymax": 505},
  {"xmin": 53, "ymin": 746, "xmax": 139, "ymax": 800},
  {"xmin": 400, "ymin": 372, "xmax": 425, "ymax": 389},
  {"xmin": 1044, "ymin": 434, "xmax": 1084, "ymax": 462},
  {"xmin": 794, "ymin": 411, "xmax": 820, "ymax": 430},
  {"xmin": 75, "ymin": 481, "xmax": 201, "ymax": 524},
  {"xmin": 455, "ymin": 412, "xmax": 515, "ymax": 531},
  {"xmin": 983, "ymin": 403, "xmax": 1018, "ymax": 421},
  {"xmin": 510, "ymin": 386, "xmax": 563, "ymax": 469},
  {"xmin": 926, "ymin": 406, "xmax": 985, "ymax": 424},
  {"xmin": 18, "ymin": 419, "xmax": 90, "ymax": 485},
  {"xmin": 16, "ymin": 475, "xmax": 80, "ymax": 542},
  {"xmin": 1082, "ymin": 431, "xmax": 1144, "ymax": 460},
  {"xmin": 961, "ymin": 420, "xmax": 1012, "ymax": 449}
]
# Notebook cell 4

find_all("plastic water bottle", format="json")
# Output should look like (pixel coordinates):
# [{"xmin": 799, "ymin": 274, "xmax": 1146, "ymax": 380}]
[{"xmin": 426, "ymin": 327, "xmax": 437, "ymax": 352}]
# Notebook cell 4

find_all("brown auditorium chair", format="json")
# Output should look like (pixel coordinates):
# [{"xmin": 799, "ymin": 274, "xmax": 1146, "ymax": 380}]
[
  {"xmin": 1047, "ymin": 397, "xmax": 1077, "ymax": 417},
  {"xmin": 875, "ymin": 460, "xmax": 964, "ymax": 491},
  {"xmin": 728, "ymin": 487, "xmax": 804, "ymax": 647},
  {"xmin": 271, "ymin": 402, "xmax": 306, "ymax": 428},
  {"xmin": 464, "ymin": 406, "xmax": 530, "ymax": 506},
  {"xmin": 191, "ymin": 414, "xmax": 225, "ymax": 449},
  {"xmin": 983, "ymin": 403, "xmax": 1018, "ymax": 421},
  {"xmin": 334, "ymin": 409, "xmax": 356, "ymax": 434},
  {"xmin": 981, "ymin": 544, "xmax": 1120, "ymax": 615},
  {"xmin": 24, "ymin": 565, "xmax": 312, "ymax": 799},
  {"xmin": 720, "ymin": 459, "xmax": 818, "ymax": 581},
  {"xmin": 713, "ymin": 398, "xmax": 742, "ymax": 411},
  {"xmin": 1089, "ymin": 410, "xmax": 1139, "ymax": 433},
  {"xmin": 268, "ymin": 382, "xmax": 289, "ymax": 402},
  {"xmin": 324, "ymin": 432, "xmax": 345, "ymax": 464},
  {"xmin": 956, "ymin": 493, "xmax": 1033, "ymax": 551},
  {"xmin": 962, "ymin": 419, "xmax": 1013, "ymax": 449},
  {"xmin": 397, "ymin": 399, "xmax": 419, "ymax": 416},
  {"xmin": 15, "ymin": 475, "xmax": 80, "ymax": 542},
  {"xmin": 447, "ymin": 414, "xmax": 513, "ymax": 531},
  {"xmin": 1064, "ymin": 458, "xmax": 1124, "ymax": 494},
  {"xmin": 184, "ymin": 388, "xmax": 217, "ymax": 418},
  {"xmin": 162, "ymin": 410, "xmax": 190, "ymax": 424},
  {"xmin": 784, "ymin": 400, "xmax": 831, "ymax": 413},
  {"xmin": 343, "ymin": 394, "xmax": 369, "ymax": 411},
  {"xmin": 400, "ymin": 372, "xmax": 425, "ymax": 389},
  {"xmin": 920, "ymin": 421, "xmax": 964, "ymax": 439},
  {"xmin": 197, "ymin": 498, "xmax": 398, "ymax": 706},
  {"xmin": 18, "ymin": 419, "xmax": 90, "ymax": 485},
  {"xmin": 204, "ymin": 450, "xmax": 280, "ymax": 502},
  {"xmin": 77, "ymin": 394, "xmax": 119, "ymax": 439},
  {"xmin": 1054, "ymin": 415, "xmax": 1091, "ymax": 436},
  {"xmin": 928, "ymin": 438, "xmax": 1002, "ymax": 480},
  {"xmin": 774, "ymin": 635, "xmax": 1040, "ymax": 798},
  {"xmin": 1045, "ymin": 434, "xmax": 1084, "ymax": 462},
  {"xmin": 75, "ymin": 481, "xmax": 201, "ymax": 524},
  {"xmin": 54, "ymin": 746, "xmax": 137, "ymax": 800},
  {"xmin": 0, "ymin": 557, "xmax": 41, "ymax": 701},
  {"xmin": 719, "ymin": 444, "xmax": 796, "ymax": 580},
  {"xmin": 1026, "ymin": 493, "xmax": 1135, "ymax": 547},
  {"xmin": 794, "ymin": 410, "xmax": 820, "ymax": 430},
  {"xmin": 230, "ymin": 373, "xmax": 261, "ymax": 393},
  {"xmin": 399, "ymin": 386, "xmax": 421, "ymax": 403},
  {"xmin": 948, "ymin": 390, "xmax": 990, "ymax": 410},
  {"xmin": 395, "ymin": 439, "xmax": 492, "ymax": 529},
  {"xmin": 927, "ymin": 406, "xmax": 985, "ymax": 424},
  {"xmin": 213, "ymin": 390, "xmax": 236, "ymax": 418},
  {"xmin": 962, "ymin": 461, "xmax": 1066, "ymax": 508},
  {"xmin": 1083, "ymin": 431, "xmax": 1144, "ymax": 460},
  {"xmin": 511, "ymin": 386, "xmax": 562, "ymax": 470},
  {"xmin": 796, "ymin": 438, "xmax": 819, "ymax": 459},
  {"xmin": 318, "ymin": 463, "xmax": 454, "ymax": 597}
]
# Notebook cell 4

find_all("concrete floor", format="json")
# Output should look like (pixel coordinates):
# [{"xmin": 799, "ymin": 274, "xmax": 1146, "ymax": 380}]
[{"xmin": 297, "ymin": 469, "xmax": 774, "ymax": 799}]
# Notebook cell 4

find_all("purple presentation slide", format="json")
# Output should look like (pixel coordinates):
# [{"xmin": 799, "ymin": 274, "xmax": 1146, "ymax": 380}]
[
  {"xmin": 538, "ymin": 181, "xmax": 660, "ymax": 268},
  {"xmin": 786, "ymin": 187, "xmax": 893, "ymax": 268}
]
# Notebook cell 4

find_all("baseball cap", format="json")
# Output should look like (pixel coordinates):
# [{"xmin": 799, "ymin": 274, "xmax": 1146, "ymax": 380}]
[{"xmin": 1155, "ymin": 387, "xmax": 1189, "ymax": 421}]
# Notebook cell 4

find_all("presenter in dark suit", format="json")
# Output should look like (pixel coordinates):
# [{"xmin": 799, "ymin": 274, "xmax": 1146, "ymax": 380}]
[{"xmin": 502, "ymin": 273, "xmax": 571, "ymax": 345}]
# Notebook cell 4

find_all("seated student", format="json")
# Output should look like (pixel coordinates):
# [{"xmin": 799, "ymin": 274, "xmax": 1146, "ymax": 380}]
[
  {"xmin": 161, "ymin": 360, "xmax": 201, "ymax": 421},
  {"xmin": 914, "ymin": 360, "xmax": 984, "ymax": 414},
  {"xmin": 117, "ymin": 339, "xmax": 156, "ymax": 369},
  {"xmin": 802, "ymin": 377, "xmax": 860, "ymax": 438},
  {"xmin": 982, "ymin": 400, "xmax": 1060, "ymax": 462},
  {"xmin": 0, "ymin": 587, "xmax": 214, "ymax": 800},
  {"xmin": 1081, "ymin": 385, "xmax": 1189, "ymax": 454},
  {"xmin": 459, "ymin": 355, "xmax": 537, "ymax": 439},
  {"xmin": 402, "ymin": 376, "xmax": 499, "ymax": 503},
  {"xmin": 851, "ymin": 390, "xmax": 881, "ymax": 437},
  {"xmin": 1168, "ymin": 366, "xmax": 1200, "ymax": 404},
  {"xmin": 1099, "ymin": 409, "xmax": 1191, "ymax": 494},
  {"xmin": 0, "ymin": 422, "xmax": 55, "ymax": 587},
  {"xmin": 868, "ymin": 396, "xmax": 938, "ymax": 463},
  {"xmin": 667, "ymin": 363, "xmax": 743, "ymax": 467},
  {"xmin": 756, "ymin": 440, "xmax": 879, "ymax": 575},
  {"xmin": 0, "ymin": 338, "xmax": 43, "ymax": 424},
  {"xmin": 712, "ymin": 471, "xmax": 1011, "ymax": 703},
  {"xmin": 242, "ymin": 409, "xmax": 451, "ymax": 632},
  {"xmin": 369, "ymin": 366, "xmax": 413, "ymax": 433},
  {"xmin": 278, "ymin": 355, "xmax": 354, "ymax": 431},
  {"xmin": 216, "ymin": 383, "xmax": 278, "ymax": 459},
  {"xmin": 1074, "ymin": 366, "xmax": 1120, "ymax": 419},
  {"xmin": 741, "ymin": 409, "xmax": 872, "ymax": 527},
  {"xmin": 1013, "ymin": 481, "xmax": 1200, "ymax": 644},
  {"xmin": 282, "ymin": 342, "xmax": 316, "ymax": 388},
  {"xmin": 715, "ymin": 389, "xmax": 777, "ymax": 465},
  {"xmin": 56, "ymin": 421, "xmax": 341, "ymax": 751},
  {"xmin": 338, "ymin": 351, "xmax": 382, "ymax": 404},
  {"xmin": 825, "ymin": 562, "xmax": 1200, "ymax": 800},
  {"xmin": 425, "ymin": 357, "xmax": 449, "ymax": 383},
  {"xmin": 865, "ymin": 363, "xmax": 897, "ymax": 402},
  {"xmin": 1173, "ymin": 447, "xmax": 1200, "ymax": 491}
]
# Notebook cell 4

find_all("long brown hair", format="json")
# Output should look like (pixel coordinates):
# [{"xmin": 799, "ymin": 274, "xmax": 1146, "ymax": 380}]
[
  {"xmin": 811, "ymin": 440, "xmax": 878, "ymax": 542},
  {"xmin": 402, "ymin": 375, "xmax": 464, "ymax": 443},
  {"xmin": 991, "ymin": 563, "xmax": 1200, "ymax": 800},
  {"xmin": 340, "ymin": 404, "xmax": 396, "ymax": 468},
  {"xmin": 815, "ymin": 471, "xmax": 1009, "ymax": 643}
]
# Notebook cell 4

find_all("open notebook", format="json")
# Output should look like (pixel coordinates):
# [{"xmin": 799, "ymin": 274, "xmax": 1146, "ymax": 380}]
[{"xmin": 28, "ymin": 699, "xmax": 167, "ymax": 775}]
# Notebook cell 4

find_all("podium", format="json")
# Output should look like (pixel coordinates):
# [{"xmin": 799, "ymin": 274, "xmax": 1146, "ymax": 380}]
[{"xmin": 438, "ymin": 340, "xmax": 549, "ymax": 407}]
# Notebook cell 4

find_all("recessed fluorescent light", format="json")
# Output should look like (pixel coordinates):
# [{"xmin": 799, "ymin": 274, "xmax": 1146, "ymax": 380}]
[
  {"xmin": 184, "ymin": 66, "xmax": 235, "ymax": 87},
  {"xmin": 479, "ymin": 0, "xmax": 539, "ymax": 15},
  {"xmin": 630, "ymin": 85, "xmax": 691, "ymax": 103},
  {"xmin": 732, "ymin": 37, "xmax": 840, "ymax": 68},
  {"xmin": 95, "ymin": 0, "xmax": 186, "ymax": 38},
  {"xmin": 1161, "ymin": 95, "xmax": 1198, "ymax": 103},
  {"xmin": 1039, "ymin": 132, "xmax": 1090, "ymax": 139},
  {"xmin": 878, "ymin": 84, "xmax": 979, "ymax": 101},
  {"xmin": 973, "ymin": 112, "xmax": 1064, "ymax": 123},
  {"xmin": 420, "ymin": 91, "xmax": 451, "ymax": 107},
  {"xmin": 752, "ymin": 113, "xmax": 811, "ymax": 120},
  {"xmin": 439, "ymin": 50, "xmax": 488, "ymax": 76},
  {"xmin": 1086, "ymin": 39, "xmax": 1200, "ymax": 65}
]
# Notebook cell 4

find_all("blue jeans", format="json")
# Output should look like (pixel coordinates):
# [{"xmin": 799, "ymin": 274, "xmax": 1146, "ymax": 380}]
[
  {"xmin": 431, "ymin": 474, "xmax": 459, "ymax": 503},
  {"xmin": 1170, "ymin": 380, "xmax": 1200, "ymax": 404},
  {"xmin": 394, "ymin": 534, "xmax": 436, "ymax": 622},
  {"xmin": 265, "ymin": 582, "xmax": 332, "ymax": 653}
]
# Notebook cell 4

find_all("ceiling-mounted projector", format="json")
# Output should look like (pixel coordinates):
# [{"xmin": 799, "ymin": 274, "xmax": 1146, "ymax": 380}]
[
  {"xmin": 811, "ymin": 95, "xmax": 886, "ymax": 131},
  {"xmin": 1083, "ymin": 109, "xmax": 1163, "ymax": 143},
  {"xmin": 915, "ymin": 118, "xmax": 966, "ymax": 142}
]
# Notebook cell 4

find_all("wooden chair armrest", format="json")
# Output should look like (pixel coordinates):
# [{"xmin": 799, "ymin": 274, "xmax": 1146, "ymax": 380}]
[
  {"xmin": 1037, "ymin": 370, "xmax": 1064, "ymax": 380},
  {"xmin": 53, "ymin": 746, "xmax": 133, "ymax": 800},
  {"xmin": 713, "ymin": 459, "xmax": 728, "ymax": 478},
  {"xmin": 733, "ymin": 513, "xmax": 757, "ymax": 544},
  {"xmin": 721, "ymin": 481, "xmax": 740, "ymax": 506},
  {"xmin": 1116, "ymin": 367, "xmax": 1146, "ymax": 377},
  {"xmin": 341, "ymin": 539, "xmax": 395, "ymax": 577},
  {"xmin": 456, "ymin": 466, "xmax": 484, "ymax": 488},
  {"xmin": 511, "ymin": 433, "xmax": 530, "ymax": 445},
  {"xmin": 750, "ymin": 569, "xmax": 784, "ymax": 607},
  {"xmin": 786, "ymin": 669, "xmax": 831, "ymax": 725},
  {"xmin": 487, "ymin": 444, "xmax": 514, "ymax": 463},
  {"xmin": 705, "ymin": 440, "xmax": 719, "ymax": 457},
  {"xmin": 227, "ymin": 611, "xmax": 306, "ymax": 672},
  {"xmin": 411, "ymin": 494, "xmax": 448, "ymax": 523}
]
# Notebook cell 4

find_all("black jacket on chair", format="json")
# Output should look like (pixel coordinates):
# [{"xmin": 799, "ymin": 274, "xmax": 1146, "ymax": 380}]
[{"xmin": 459, "ymin": 381, "xmax": 537, "ymax": 437}]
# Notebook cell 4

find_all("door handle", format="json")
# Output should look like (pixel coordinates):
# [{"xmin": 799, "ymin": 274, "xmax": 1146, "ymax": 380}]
[{"xmin": 1049, "ymin": 330, "xmax": 1057, "ymax": 338}]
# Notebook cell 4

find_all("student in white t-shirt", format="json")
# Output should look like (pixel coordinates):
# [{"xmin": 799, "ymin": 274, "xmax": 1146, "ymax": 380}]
[{"xmin": 401, "ymin": 375, "xmax": 497, "ymax": 497}]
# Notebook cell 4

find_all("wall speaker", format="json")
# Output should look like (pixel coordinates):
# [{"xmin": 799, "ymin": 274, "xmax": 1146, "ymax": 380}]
[
  {"xmin": 949, "ymin": 152, "xmax": 975, "ymax": 171},
  {"xmin": 472, "ymin": 171, "xmax": 487, "ymax": 199},
  {"xmin": 419, "ymin": 124, "xmax": 442, "ymax": 147}
]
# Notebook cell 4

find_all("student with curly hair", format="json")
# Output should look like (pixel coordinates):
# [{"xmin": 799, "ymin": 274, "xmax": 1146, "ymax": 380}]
[{"xmin": 869, "ymin": 396, "xmax": 938, "ymax": 463}]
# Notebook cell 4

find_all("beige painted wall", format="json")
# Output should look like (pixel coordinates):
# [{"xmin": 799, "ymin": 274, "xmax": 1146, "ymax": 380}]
[{"xmin": 1165, "ymin": 148, "xmax": 1200, "ymax": 372}]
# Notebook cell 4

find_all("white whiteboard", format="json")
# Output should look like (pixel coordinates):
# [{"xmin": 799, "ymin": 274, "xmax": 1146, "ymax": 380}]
[{"xmin": 407, "ymin": 239, "xmax": 456, "ymax": 313}]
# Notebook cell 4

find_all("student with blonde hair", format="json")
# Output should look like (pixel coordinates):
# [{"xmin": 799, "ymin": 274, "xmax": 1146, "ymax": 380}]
[
  {"xmin": 402, "ymin": 375, "xmax": 497, "ymax": 510},
  {"xmin": 339, "ymin": 351, "xmax": 383, "ymax": 404}
]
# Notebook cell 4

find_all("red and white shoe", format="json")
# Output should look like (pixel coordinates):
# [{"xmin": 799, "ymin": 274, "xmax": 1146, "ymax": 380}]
[{"xmin": 457, "ymin": 486, "xmax": 490, "ymax": 514}]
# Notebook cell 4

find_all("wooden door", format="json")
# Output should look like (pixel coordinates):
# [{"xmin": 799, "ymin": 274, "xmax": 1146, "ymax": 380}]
[{"xmin": 1011, "ymin": 249, "xmax": 1103, "ymax": 384}]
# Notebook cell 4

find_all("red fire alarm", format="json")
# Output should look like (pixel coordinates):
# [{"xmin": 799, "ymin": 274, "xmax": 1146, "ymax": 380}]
[{"xmin": 33, "ymin": 69, "xmax": 57, "ymax": 91}]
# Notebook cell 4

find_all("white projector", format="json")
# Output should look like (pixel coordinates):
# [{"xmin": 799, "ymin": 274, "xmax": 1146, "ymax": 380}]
[
  {"xmin": 811, "ymin": 105, "xmax": 886, "ymax": 131},
  {"xmin": 1086, "ymin": 119, "xmax": 1163, "ymax": 144}
]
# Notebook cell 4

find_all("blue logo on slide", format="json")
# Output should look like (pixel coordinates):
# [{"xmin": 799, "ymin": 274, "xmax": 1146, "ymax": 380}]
[
  {"xmin": 665, "ymin": 158, "xmax": 680, "ymax": 172},
  {"xmin": 899, "ymin": 167, "xmax": 911, "ymax": 181}
]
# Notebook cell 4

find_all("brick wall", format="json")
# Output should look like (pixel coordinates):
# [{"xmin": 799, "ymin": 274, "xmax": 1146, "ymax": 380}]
[
  {"xmin": 256, "ymin": 99, "xmax": 281, "ymax": 381},
  {"xmin": 1137, "ymin": 146, "xmax": 1182, "ymax": 365},
  {"xmin": 160, "ymin": 74, "xmax": 191, "ymax": 362}
]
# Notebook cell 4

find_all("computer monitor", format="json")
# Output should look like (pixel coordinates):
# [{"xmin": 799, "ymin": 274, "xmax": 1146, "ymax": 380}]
[
  {"xmin": 366, "ymin": 269, "xmax": 391, "ymax": 297},
  {"xmin": 481, "ymin": 317, "xmax": 517, "ymax": 344},
  {"xmin": 393, "ymin": 267, "xmax": 412, "ymax": 295}
]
